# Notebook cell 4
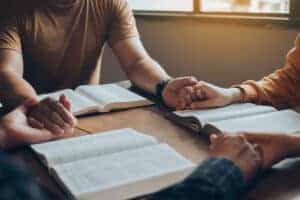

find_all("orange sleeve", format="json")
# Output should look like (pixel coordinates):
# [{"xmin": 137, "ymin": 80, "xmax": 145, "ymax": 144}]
[
  {"xmin": 237, "ymin": 34, "xmax": 300, "ymax": 109},
  {"xmin": 107, "ymin": 0, "xmax": 139, "ymax": 46}
]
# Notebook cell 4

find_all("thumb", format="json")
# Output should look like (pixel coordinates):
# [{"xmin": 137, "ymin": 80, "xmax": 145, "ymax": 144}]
[{"xmin": 168, "ymin": 77, "xmax": 197, "ymax": 91}]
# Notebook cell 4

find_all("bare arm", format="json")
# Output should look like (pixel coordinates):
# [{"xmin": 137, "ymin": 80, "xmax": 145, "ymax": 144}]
[
  {"xmin": 0, "ymin": 49, "xmax": 76, "ymax": 135},
  {"xmin": 111, "ymin": 37, "xmax": 170, "ymax": 94},
  {"xmin": 0, "ymin": 49, "xmax": 38, "ymax": 107}
]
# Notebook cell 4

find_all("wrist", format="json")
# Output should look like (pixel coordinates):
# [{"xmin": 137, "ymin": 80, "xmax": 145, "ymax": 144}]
[
  {"xmin": 227, "ymin": 88, "xmax": 243, "ymax": 104},
  {"xmin": 155, "ymin": 78, "xmax": 172, "ymax": 105}
]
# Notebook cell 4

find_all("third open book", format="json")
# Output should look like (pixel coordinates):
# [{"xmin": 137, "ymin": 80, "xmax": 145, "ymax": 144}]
[{"xmin": 168, "ymin": 103, "xmax": 300, "ymax": 136}]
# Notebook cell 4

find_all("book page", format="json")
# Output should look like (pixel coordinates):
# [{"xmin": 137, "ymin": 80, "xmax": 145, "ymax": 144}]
[
  {"xmin": 76, "ymin": 84, "xmax": 152, "ymax": 111},
  {"xmin": 31, "ymin": 128, "xmax": 158, "ymax": 167},
  {"xmin": 210, "ymin": 110, "xmax": 300, "ymax": 133},
  {"xmin": 174, "ymin": 103, "xmax": 277, "ymax": 124},
  {"xmin": 39, "ymin": 89, "xmax": 98, "ymax": 115},
  {"xmin": 53, "ymin": 144, "xmax": 195, "ymax": 200}
]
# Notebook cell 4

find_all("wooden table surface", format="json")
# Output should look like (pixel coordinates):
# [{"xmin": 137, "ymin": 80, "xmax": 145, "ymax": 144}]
[{"xmin": 7, "ymin": 106, "xmax": 300, "ymax": 200}]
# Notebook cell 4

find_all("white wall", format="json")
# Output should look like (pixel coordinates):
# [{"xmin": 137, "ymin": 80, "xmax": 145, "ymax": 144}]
[{"xmin": 101, "ymin": 16, "xmax": 299, "ymax": 87}]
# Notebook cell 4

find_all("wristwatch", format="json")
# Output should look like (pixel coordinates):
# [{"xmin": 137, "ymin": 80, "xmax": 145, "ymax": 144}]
[{"xmin": 155, "ymin": 78, "xmax": 171, "ymax": 105}]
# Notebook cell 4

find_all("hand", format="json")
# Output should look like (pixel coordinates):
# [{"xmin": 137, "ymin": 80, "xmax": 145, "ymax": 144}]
[
  {"xmin": 0, "ymin": 101, "xmax": 74, "ymax": 149},
  {"xmin": 189, "ymin": 81, "xmax": 242, "ymax": 110},
  {"xmin": 244, "ymin": 133, "xmax": 292, "ymax": 169},
  {"xmin": 162, "ymin": 77, "xmax": 198, "ymax": 109},
  {"xmin": 27, "ymin": 95, "xmax": 77, "ymax": 135},
  {"xmin": 209, "ymin": 134, "xmax": 262, "ymax": 183}
]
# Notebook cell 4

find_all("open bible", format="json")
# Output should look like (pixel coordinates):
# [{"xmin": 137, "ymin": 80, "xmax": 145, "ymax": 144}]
[
  {"xmin": 168, "ymin": 103, "xmax": 300, "ymax": 136},
  {"xmin": 39, "ymin": 84, "xmax": 153, "ymax": 116},
  {"xmin": 31, "ymin": 128, "xmax": 195, "ymax": 200}
]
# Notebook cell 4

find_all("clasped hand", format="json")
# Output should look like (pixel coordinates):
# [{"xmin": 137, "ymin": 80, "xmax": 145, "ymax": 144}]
[{"xmin": 162, "ymin": 79, "xmax": 242, "ymax": 110}]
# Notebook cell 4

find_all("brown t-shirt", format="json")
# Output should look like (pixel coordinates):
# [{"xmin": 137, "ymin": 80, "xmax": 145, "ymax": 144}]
[{"xmin": 0, "ymin": 0, "xmax": 138, "ymax": 93}]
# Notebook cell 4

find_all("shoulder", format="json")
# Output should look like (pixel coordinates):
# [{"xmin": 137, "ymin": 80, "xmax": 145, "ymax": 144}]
[{"xmin": 93, "ymin": 0, "xmax": 131, "ymax": 12}]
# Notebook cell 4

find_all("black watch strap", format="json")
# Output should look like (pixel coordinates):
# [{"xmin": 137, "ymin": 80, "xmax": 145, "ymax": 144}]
[{"xmin": 155, "ymin": 78, "xmax": 171, "ymax": 105}]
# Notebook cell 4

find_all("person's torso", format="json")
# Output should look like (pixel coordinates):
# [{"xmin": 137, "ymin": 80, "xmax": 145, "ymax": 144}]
[{"xmin": 19, "ymin": 0, "xmax": 111, "ymax": 93}]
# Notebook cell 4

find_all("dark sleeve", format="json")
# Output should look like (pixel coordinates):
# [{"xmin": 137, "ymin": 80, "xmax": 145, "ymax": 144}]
[
  {"xmin": 147, "ymin": 158, "xmax": 245, "ymax": 200},
  {"xmin": 0, "ymin": 153, "xmax": 60, "ymax": 200}
]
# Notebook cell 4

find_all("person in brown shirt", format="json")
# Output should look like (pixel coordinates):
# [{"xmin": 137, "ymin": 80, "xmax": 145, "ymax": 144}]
[{"xmin": 0, "ymin": 0, "xmax": 200, "ymax": 147}]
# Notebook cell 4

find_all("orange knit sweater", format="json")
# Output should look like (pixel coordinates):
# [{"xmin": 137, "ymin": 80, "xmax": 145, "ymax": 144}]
[{"xmin": 238, "ymin": 34, "xmax": 300, "ymax": 109}]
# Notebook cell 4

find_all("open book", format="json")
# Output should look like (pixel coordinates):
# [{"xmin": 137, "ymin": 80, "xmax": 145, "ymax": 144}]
[
  {"xmin": 31, "ymin": 128, "xmax": 195, "ymax": 200},
  {"xmin": 168, "ymin": 103, "xmax": 300, "ymax": 136},
  {"xmin": 39, "ymin": 84, "xmax": 153, "ymax": 116}
]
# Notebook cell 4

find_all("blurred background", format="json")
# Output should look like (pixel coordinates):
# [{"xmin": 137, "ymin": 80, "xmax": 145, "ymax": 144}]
[
  {"xmin": 102, "ymin": 0, "xmax": 299, "ymax": 87},
  {"xmin": 0, "ymin": 0, "xmax": 298, "ymax": 87},
  {"xmin": 128, "ymin": 0, "xmax": 289, "ymax": 13}
]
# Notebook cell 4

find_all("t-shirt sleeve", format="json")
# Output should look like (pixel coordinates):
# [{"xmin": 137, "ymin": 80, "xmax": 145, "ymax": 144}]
[
  {"xmin": 0, "ymin": 18, "xmax": 22, "ymax": 53},
  {"xmin": 107, "ymin": 0, "xmax": 139, "ymax": 46}
]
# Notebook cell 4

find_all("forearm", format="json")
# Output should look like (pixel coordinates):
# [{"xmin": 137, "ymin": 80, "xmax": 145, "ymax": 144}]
[
  {"xmin": 126, "ymin": 57, "xmax": 170, "ymax": 94},
  {"xmin": 0, "ymin": 69, "xmax": 38, "ymax": 107}
]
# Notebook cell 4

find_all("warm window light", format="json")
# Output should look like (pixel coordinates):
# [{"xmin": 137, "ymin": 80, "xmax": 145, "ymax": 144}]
[
  {"xmin": 201, "ymin": 0, "xmax": 289, "ymax": 13},
  {"xmin": 127, "ymin": 0, "xmax": 193, "ymax": 11},
  {"xmin": 128, "ymin": 0, "xmax": 290, "ymax": 14}
]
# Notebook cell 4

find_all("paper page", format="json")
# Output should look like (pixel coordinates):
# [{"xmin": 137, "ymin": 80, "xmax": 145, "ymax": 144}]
[
  {"xmin": 76, "ymin": 84, "xmax": 152, "ymax": 109},
  {"xmin": 39, "ymin": 89, "xmax": 98, "ymax": 115},
  {"xmin": 53, "ymin": 144, "xmax": 195, "ymax": 200},
  {"xmin": 31, "ymin": 128, "xmax": 158, "ymax": 167},
  {"xmin": 174, "ymin": 103, "xmax": 277, "ymax": 124},
  {"xmin": 210, "ymin": 110, "xmax": 300, "ymax": 133}
]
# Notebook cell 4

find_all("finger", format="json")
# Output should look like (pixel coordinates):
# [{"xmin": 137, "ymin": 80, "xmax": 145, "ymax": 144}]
[
  {"xmin": 253, "ymin": 144, "xmax": 264, "ymax": 158},
  {"xmin": 252, "ymin": 144, "xmax": 264, "ymax": 167},
  {"xmin": 46, "ymin": 98, "xmax": 76, "ymax": 126},
  {"xmin": 28, "ymin": 117, "xmax": 44, "ymax": 129},
  {"xmin": 43, "ymin": 121, "xmax": 64, "ymax": 135},
  {"xmin": 196, "ymin": 88, "xmax": 206, "ymax": 100},
  {"xmin": 60, "ymin": 94, "xmax": 72, "ymax": 111},
  {"xmin": 30, "ymin": 107, "xmax": 65, "ymax": 135},
  {"xmin": 176, "ymin": 99, "xmax": 186, "ymax": 111},
  {"xmin": 183, "ymin": 91, "xmax": 193, "ymax": 107},
  {"xmin": 209, "ymin": 134, "xmax": 219, "ymax": 149},
  {"xmin": 37, "ymin": 102, "xmax": 68, "ymax": 129},
  {"xmin": 178, "ymin": 91, "xmax": 189, "ymax": 109},
  {"xmin": 169, "ymin": 77, "xmax": 198, "ymax": 91},
  {"xmin": 185, "ymin": 87, "xmax": 196, "ymax": 104}
]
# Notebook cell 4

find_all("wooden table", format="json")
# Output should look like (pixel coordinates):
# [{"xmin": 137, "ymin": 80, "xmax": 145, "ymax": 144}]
[{"xmin": 7, "ymin": 105, "xmax": 300, "ymax": 200}]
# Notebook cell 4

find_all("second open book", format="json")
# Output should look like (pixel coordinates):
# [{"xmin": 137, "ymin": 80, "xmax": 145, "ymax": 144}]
[
  {"xmin": 31, "ymin": 128, "xmax": 194, "ymax": 200},
  {"xmin": 169, "ymin": 103, "xmax": 300, "ymax": 136},
  {"xmin": 39, "ymin": 84, "xmax": 153, "ymax": 116}
]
